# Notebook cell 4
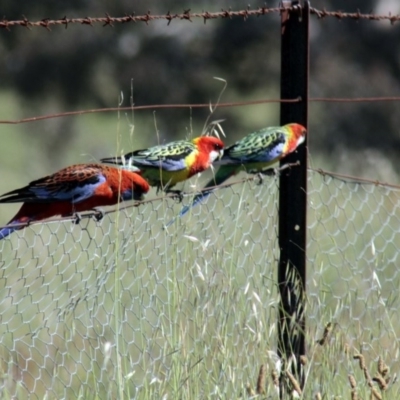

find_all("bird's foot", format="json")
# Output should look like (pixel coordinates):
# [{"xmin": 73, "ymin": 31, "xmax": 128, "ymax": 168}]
[
  {"xmin": 166, "ymin": 189, "xmax": 184, "ymax": 203},
  {"xmin": 279, "ymin": 161, "xmax": 300, "ymax": 172},
  {"xmin": 255, "ymin": 162, "xmax": 301, "ymax": 184},
  {"xmin": 73, "ymin": 212, "xmax": 82, "ymax": 225},
  {"xmin": 255, "ymin": 172, "xmax": 265, "ymax": 185},
  {"xmin": 254, "ymin": 168, "xmax": 276, "ymax": 185},
  {"xmin": 92, "ymin": 208, "xmax": 105, "ymax": 222}
]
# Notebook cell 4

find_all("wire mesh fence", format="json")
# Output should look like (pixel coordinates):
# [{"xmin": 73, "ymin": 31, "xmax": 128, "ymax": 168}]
[
  {"xmin": 1, "ymin": 1, "xmax": 400, "ymax": 398},
  {"xmin": 0, "ymin": 169, "xmax": 399, "ymax": 398}
]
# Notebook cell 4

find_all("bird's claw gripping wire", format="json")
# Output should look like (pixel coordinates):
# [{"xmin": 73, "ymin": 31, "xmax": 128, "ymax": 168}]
[
  {"xmin": 254, "ymin": 167, "xmax": 277, "ymax": 185},
  {"xmin": 92, "ymin": 208, "xmax": 105, "ymax": 222},
  {"xmin": 166, "ymin": 189, "xmax": 184, "ymax": 203},
  {"xmin": 254, "ymin": 161, "xmax": 301, "ymax": 185},
  {"xmin": 73, "ymin": 212, "xmax": 82, "ymax": 225}
]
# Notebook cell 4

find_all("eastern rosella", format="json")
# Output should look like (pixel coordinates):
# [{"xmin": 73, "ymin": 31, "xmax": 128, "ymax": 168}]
[
  {"xmin": 100, "ymin": 136, "xmax": 224, "ymax": 192},
  {"xmin": 0, "ymin": 163, "xmax": 150, "ymax": 240},
  {"xmin": 168, "ymin": 123, "xmax": 306, "ymax": 225}
]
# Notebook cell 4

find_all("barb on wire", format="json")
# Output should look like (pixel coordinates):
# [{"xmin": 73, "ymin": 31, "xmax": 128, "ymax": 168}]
[{"xmin": 1, "ymin": 165, "xmax": 399, "ymax": 233}]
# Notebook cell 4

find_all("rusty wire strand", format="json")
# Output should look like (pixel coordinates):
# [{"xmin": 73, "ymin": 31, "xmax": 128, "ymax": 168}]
[
  {"xmin": 0, "ymin": 98, "xmax": 301, "ymax": 125},
  {"xmin": 0, "ymin": 6, "xmax": 400, "ymax": 31},
  {"xmin": 0, "ymin": 7, "xmax": 286, "ymax": 30},
  {"xmin": 0, "ymin": 165, "xmax": 399, "ymax": 232},
  {"xmin": 2, "ymin": 96, "xmax": 400, "ymax": 125}
]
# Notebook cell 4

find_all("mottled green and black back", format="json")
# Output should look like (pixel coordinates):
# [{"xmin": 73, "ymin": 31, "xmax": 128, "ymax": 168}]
[
  {"xmin": 127, "ymin": 140, "xmax": 196, "ymax": 164},
  {"xmin": 223, "ymin": 126, "xmax": 287, "ymax": 164}
]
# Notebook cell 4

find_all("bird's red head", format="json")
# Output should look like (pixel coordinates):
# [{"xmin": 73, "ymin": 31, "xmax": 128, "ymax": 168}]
[
  {"xmin": 286, "ymin": 123, "xmax": 307, "ymax": 148},
  {"xmin": 193, "ymin": 136, "xmax": 225, "ymax": 163}
]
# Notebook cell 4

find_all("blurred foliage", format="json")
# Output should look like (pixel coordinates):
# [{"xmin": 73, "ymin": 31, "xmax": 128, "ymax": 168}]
[{"xmin": 0, "ymin": 0, "xmax": 400, "ymax": 223}]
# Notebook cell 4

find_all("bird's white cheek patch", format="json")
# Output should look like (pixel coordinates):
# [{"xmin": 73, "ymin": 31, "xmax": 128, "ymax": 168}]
[
  {"xmin": 209, "ymin": 150, "xmax": 222, "ymax": 163},
  {"xmin": 297, "ymin": 135, "xmax": 306, "ymax": 147}
]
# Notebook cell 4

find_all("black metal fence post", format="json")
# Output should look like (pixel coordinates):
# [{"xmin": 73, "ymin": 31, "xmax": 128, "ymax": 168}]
[{"xmin": 278, "ymin": 0, "xmax": 309, "ymax": 396}]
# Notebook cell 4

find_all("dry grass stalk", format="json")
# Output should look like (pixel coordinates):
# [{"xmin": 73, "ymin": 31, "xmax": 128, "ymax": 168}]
[
  {"xmin": 354, "ymin": 351, "xmax": 374, "ymax": 386},
  {"xmin": 317, "ymin": 322, "xmax": 333, "ymax": 346},
  {"xmin": 364, "ymin": 367, "xmax": 372, "ymax": 386},
  {"xmin": 256, "ymin": 364, "xmax": 266, "ymax": 395},
  {"xmin": 353, "ymin": 354, "xmax": 366, "ymax": 370},
  {"xmin": 370, "ymin": 386, "xmax": 382, "ymax": 400},
  {"xmin": 315, "ymin": 392, "xmax": 322, "ymax": 400},
  {"xmin": 245, "ymin": 383, "xmax": 256, "ymax": 397},
  {"xmin": 286, "ymin": 370, "xmax": 302, "ymax": 396}
]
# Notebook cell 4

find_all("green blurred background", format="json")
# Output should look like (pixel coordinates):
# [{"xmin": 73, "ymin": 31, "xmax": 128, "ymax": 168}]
[{"xmin": 1, "ymin": 0, "xmax": 400, "ymax": 224}]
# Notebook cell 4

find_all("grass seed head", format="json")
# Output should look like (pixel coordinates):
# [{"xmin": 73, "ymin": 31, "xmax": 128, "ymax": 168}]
[
  {"xmin": 256, "ymin": 364, "xmax": 266, "ymax": 395},
  {"xmin": 348, "ymin": 374, "xmax": 357, "ymax": 389},
  {"xmin": 286, "ymin": 370, "xmax": 302, "ymax": 396},
  {"xmin": 300, "ymin": 355, "xmax": 307, "ymax": 365},
  {"xmin": 377, "ymin": 357, "xmax": 389, "ymax": 377},
  {"xmin": 271, "ymin": 369, "xmax": 279, "ymax": 387},
  {"xmin": 354, "ymin": 354, "xmax": 366, "ymax": 370},
  {"xmin": 372, "ymin": 374, "xmax": 388, "ymax": 391},
  {"xmin": 370, "ymin": 386, "xmax": 382, "ymax": 400},
  {"xmin": 317, "ymin": 322, "xmax": 333, "ymax": 345}
]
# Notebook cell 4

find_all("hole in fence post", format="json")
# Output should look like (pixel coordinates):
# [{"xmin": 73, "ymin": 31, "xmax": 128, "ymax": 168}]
[{"xmin": 278, "ymin": 0, "xmax": 309, "ymax": 397}]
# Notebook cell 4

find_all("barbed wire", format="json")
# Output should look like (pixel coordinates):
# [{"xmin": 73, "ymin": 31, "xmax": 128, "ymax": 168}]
[
  {"xmin": 1, "ymin": 165, "xmax": 398, "ymax": 232},
  {"xmin": 0, "ymin": 6, "xmax": 399, "ymax": 31},
  {"xmin": 1, "ymin": 96, "xmax": 400, "ymax": 125},
  {"xmin": 310, "ymin": 7, "xmax": 400, "ymax": 24},
  {"xmin": 0, "ymin": 7, "xmax": 284, "ymax": 31}
]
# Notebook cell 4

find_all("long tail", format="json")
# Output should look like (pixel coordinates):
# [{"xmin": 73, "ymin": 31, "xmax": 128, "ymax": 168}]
[
  {"xmin": 100, "ymin": 156, "xmax": 122, "ymax": 165},
  {"xmin": 165, "ymin": 165, "xmax": 235, "ymax": 227},
  {"xmin": 0, "ymin": 216, "xmax": 32, "ymax": 240},
  {"xmin": 0, "ymin": 225, "xmax": 21, "ymax": 240},
  {"xmin": 0, "ymin": 203, "xmax": 37, "ymax": 240}
]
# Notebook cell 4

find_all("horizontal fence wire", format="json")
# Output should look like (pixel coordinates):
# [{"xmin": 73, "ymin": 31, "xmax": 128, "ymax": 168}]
[
  {"xmin": 2, "ymin": 97, "xmax": 400, "ymax": 125},
  {"xmin": 1, "ymin": 6, "xmax": 400, "ymax": 30},
  {"xmin": 0, "ymin": 168, "xmax": 399, "ymax": 398}
]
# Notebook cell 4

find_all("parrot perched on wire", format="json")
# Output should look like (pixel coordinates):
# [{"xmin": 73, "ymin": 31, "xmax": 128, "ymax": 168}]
[
  {"xmin": 0, "ymin": 163, "xmax": 150, "ymax": 240},
  {"xmin": 100, "ymin": 136, "xmax": 224, "ymax": 193},
  {"xmin": 167, "ymin": 123, "xmax": 306, "ymax": 226}
]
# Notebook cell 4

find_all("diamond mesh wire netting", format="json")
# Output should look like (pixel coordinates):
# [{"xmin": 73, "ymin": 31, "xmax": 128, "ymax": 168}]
[{"xmin": 0, "ymin": 169, "xmax": 399, "ymax": 398}]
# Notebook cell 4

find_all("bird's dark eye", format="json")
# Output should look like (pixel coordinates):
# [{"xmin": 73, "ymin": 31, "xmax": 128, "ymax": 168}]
[{"xmin": 214, "ymin": 144, "xmax": 223, "ymax": 150}]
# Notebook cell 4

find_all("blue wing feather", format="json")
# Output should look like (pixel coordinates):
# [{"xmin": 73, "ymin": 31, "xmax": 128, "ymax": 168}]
[
  {"xmin": 0, "ymin": 172, "xmax": 105, "ymax": 204},
  {"xmin": 131, "ymin": 158, "xmax": 187, "ymax": 172}
]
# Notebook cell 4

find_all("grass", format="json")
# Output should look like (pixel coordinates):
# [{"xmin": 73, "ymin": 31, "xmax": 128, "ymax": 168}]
[{"xmin": 0, "ymin": 149, "xmax": 399, "ymax": 398}]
